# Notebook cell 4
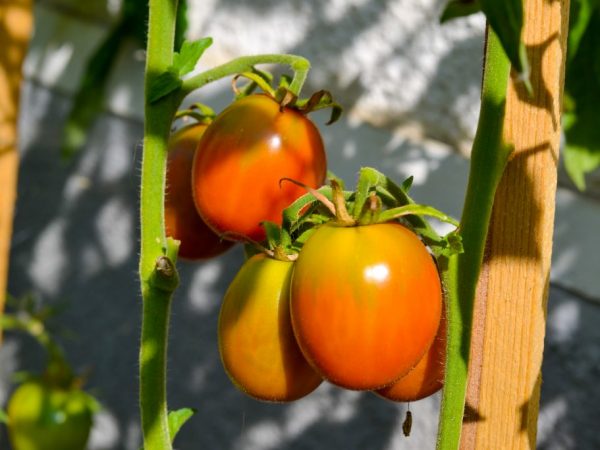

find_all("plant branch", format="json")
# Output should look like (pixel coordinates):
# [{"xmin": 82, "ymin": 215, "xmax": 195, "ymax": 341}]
[
  {"xmin": 139, "ymin": 0, "xmax": 180, "ymax": 449},
  {"xmin": 179, "ymin": 54, "xmax": 311, "ymax": 100},
  {"xmin": 436, "ymin": 27, "xmax": 512, "ymax": 450}
]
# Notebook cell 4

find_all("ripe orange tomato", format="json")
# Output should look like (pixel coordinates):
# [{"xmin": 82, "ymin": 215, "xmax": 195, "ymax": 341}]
[
  {"xmin": 290, "ymin": 222, "xmax": 442, "ymax": 391},
  {"xmin": 192, "ymin": 94, "xmax": 327, "ymax": 242},
  {"xmin": 218, "ymin": 253, "xmax": 322, "ymax": 401},
  {"xmin": 376, "ymin": 306, "xmax": 446, "ymax": 402},
  {"xmin": 165, "ymin": 123, "xmax": 234, "ymax": 260}
]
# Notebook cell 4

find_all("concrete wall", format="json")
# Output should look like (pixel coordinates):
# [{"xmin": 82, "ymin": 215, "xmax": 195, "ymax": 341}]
[{"xmin": 1, "ymin": 1, "xmax": 599, "ymax": 449}]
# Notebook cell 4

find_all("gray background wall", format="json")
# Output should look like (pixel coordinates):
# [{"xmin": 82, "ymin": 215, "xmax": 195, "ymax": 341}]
[{"xmin": 1, "ymin": 1, "xmax": 599, "ymax": 449}]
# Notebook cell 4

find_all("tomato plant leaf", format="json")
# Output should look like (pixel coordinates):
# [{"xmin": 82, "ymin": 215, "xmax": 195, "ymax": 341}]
[
  {"xmin": 480, "ymin": 0, "xmax": 530, "ymax": 90},
  {"xmin": 434, "ymin": 231, "xmax": 464, "ymax": 258},
  {"xmin": 167, "ymin": 407, "xmax": 197, "ymax": 443},
  {"xmin": 148, "ymin": 70, "xmax": 183, "ymax": 103},
  {"xmin": 440, "ymin": 0, "xmax": 481, "ymax": 23},
  {"xmin": 61, "ymin": 21, "xmax": 126, "ymax": 159},
  {"xmin": 149, "ymin": 38, "xmax": 213, "ymax": 103},
  {"xmin": 567, "ymin": 0, "xmax": 599, "ymax": 62},
  {"xmin": 173, "ymin": 38, "xmax": 213, "ymax": 76},
  {"xmin": 562, "ymin": 4, "xmax": 600, "ymax": 190}
]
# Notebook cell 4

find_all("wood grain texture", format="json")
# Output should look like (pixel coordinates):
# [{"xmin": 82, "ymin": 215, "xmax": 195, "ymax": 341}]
[
  {"xmin": 0, "ymin": 0, "xmax": 33, "ymax": 342},
  {"xmin": 461, "ymin": 1, "xmax": 570, "ymax": 448}
]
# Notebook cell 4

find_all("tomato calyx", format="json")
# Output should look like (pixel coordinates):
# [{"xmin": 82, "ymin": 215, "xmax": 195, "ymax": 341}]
[
  {"xmin": 173, "ymin": 102, "xmax": 215, "ymax": 125},
  {"xmin": 231, "ymin": 70, "xmax": 343, "ymax": 125},
  {"xmin": 282, "ymin": 167, "xmax": 464, "ymax": 258}
]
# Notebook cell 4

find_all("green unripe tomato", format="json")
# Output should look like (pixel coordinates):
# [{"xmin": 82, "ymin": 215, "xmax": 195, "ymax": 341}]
[{"xmin": 7, "ymin": 379, "xmax": 95, "ymax": 450}]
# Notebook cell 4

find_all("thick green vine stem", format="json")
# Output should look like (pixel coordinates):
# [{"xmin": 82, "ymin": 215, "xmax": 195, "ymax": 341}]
[
  {"xmin": 436, "ymin": 28, "xmax": 513, "ymax": 449},
  {"xmin": 140, "ymin": 0, "xmax": 179, "ymax": 449}
]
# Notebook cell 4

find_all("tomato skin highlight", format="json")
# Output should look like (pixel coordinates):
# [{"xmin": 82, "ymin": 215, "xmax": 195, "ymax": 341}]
[
  {"xmin": 165, "ymin": 123, "xmax": 234, "ymax": 260},
  {"xmin": 192, "ymin": 94, "xmax": 327, "ymax": 242},
  {"xmin": 7, "ymin": 379, "xmax": 94, "ymax": 450},
  {"xmin": 218, "ymin": 254, "xmax": 323, "ymax": 402},
  {"xmin": 375, "ymin": 306, "xmax": 446, "ymax": 402},
  {"xmin": 290, "ymin": 223, "xmax": 442, "ymax": 391}
]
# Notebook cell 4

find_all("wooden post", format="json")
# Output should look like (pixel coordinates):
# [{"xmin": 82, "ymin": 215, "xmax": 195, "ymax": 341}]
[
  {"xmin": 0, "ymin": 0, "xmax": 33, "ymax": 343},
  {"xmin": 461, "ymin": 1, "xmax": 570, "ymax": 448}
]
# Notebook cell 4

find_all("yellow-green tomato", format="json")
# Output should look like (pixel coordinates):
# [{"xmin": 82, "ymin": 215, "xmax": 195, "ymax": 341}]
[
  {"xmin": 7, "ymin": 379, "xmax": 95, "ymax": 450},
  {"xmin": 218, "ymin": 254, "xmax": 323, "ymax": 401}
]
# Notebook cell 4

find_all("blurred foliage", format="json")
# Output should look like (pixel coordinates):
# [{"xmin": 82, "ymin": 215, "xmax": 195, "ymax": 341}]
[
  {"xmin": 563, "ymin": 0, "xmax": 600, "ymax": 190},
  {"xmin": 61, "ymin": 0, "xmax": 188, "ymax": 159},
  {"xmin": 442, "ymin": 0, "xmax": 600, "ymax": 190}
]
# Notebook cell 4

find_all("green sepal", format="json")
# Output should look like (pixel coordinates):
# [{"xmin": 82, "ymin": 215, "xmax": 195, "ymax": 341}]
[
  {"xmin": 294, "ymin": 90, "xmax": 343, "ymax": 125},
  {"xmin": 378, "ymin": 204, "xmax": 459, "ymax": 227},
  {"xmin": 263, "ymin": 221, "xmax": 283, "ymax": 251},
  {"xmin": 0, "ymin": 409, "xmax": 8, "ymax": 424},
  {"xmin": 234, "ymin": 68, "xmax": 274, "ymax": 98},
  {"xmin": 233, "ymin": 71, "xmax": 276, "ymax": 98},
  {"xmin": 326, "ymin": 170, "xmax": 346, "ymax": 189},
  {"xmin": 282, "ymin": 185, "xmax": 334, "ymax": 230},
  {"xmin": 401, "ymin": 175, "xmax": 414, "ymax": 193}
]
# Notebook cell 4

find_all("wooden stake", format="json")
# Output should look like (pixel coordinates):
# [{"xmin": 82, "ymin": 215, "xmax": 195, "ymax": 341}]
[
  {"xmin": 0, "ymin": 0, "xmax": 33, "ymax": 343},
  {"xmin": 461, "ymin": 1, "xmax": 570, "ymax": 448}
]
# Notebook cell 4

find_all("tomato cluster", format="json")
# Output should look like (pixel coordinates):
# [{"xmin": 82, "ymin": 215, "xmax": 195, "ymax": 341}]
[
  {"xmin": 166, "ymin": 85, "xmax": 451, "ymax": 405},
  {"xmin": 219, "ymin": 219, "xmax": 446, "ymax": 403}
]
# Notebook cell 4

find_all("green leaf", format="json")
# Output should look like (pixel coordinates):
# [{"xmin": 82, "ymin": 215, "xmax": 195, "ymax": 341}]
[
  {"xmin": 480, "ymin": 0, "xmax": 530, "ymax": 88},
  {"xmin": 168, "ymin": 408, "xmax": 197, "ymax": 443},
  {"xmin": 149, "ymin": 38, "xmax": 213, "ymax": 103},
  {"xmin": 562, "ymin": 7, "xmax": 600, "ymax": 190},
  {"xmin": 440, "ymin": 0, "xmax": 481, "ymax": 23},
  {"xmin": 0, "ymin": 408, "xmax": 8, "ymax": 424},
  {"xmin": 61, "ymin": 21, "xmax": 126, "ymax": 159},
  {"xmin": 148, "ymin": 71, "xmax": 183, "ymax": 103},
  {"xmin": 434, "ymin": 231, "xmax": 464, "ymax": 258},
  {"xmin": 173, "ymin": 38, "xmax": 213, "ymax": 76}
]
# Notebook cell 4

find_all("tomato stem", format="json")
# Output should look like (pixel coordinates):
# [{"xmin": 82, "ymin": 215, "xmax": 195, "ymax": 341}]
[
  {"xmin": 436, "ymin": 27, "xmax": 512, "ymax": 450},
  {"xmin": 179, "ymin": 54, "xmax": 311, "ymax": 101},
  {"xmin": 139, "ymin": 0, "xmax": 180, "ymax": 449}
]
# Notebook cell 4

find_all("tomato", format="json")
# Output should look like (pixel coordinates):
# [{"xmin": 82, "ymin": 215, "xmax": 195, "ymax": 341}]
[
  {"xmin": 165, "ymin": 123, "xmax": 234, "ymax": 260},
  {"xmin": 192, "ymin": 94, "xmax": 327, "ymax": 242},
  {"xmin": 7, "ymin": 379, "xmax": 95, "ymax": 450},
  {"xmin": 376, "ymin": 305, "xmax": 446, "ymax": 402},
  {"xmin": 290, "ymin": 222, "xmax": 442, "ymax": 390},
  {"xmin": 218, "ymin": 253, "xmax": 322, "ymax": 401}
]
